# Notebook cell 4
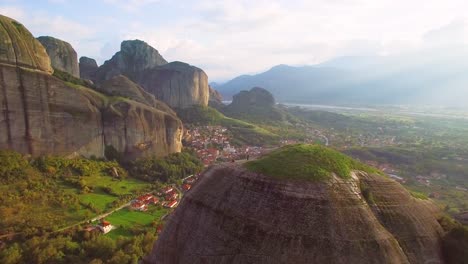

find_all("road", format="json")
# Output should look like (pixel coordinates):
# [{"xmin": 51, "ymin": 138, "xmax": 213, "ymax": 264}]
[
  {"xmin": 318, "ymin": 133, "xmax": 329, "ymax": 146},
  {"xmin": 53, "ymin": 201, "xmax": 131, "ymax": 234}
]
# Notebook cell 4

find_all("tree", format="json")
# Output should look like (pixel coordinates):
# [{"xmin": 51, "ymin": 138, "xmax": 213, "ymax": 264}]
[{"xmin": 0, "ymin": 243, "xmax": 22, "ymax": 264}]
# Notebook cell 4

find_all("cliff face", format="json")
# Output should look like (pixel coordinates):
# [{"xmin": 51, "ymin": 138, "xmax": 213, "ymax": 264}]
[
  {"xmin": 79, "ymin": 56, "xmax": 98, "ymax": 80},
  {"xmin": 0, "ymin": 15, "xmax": 182, "ymax": 159},
  {"xmin": 139, "ymin": 62, "xmax": 209, "ymax": 109},
  {"xmin": 37, "ymin": 36, "xmax": 80, "ymax": 78},
  {"xmin": 94, "ymin": 39, "xmax": 167, "ymax": 83},
  {"xmin": 149, "ymin": 164, "xmax": 444, "ymax": 264},
  {"xmin": 94, "ymin": 40, "xmax": 209, "ymax": 109}
]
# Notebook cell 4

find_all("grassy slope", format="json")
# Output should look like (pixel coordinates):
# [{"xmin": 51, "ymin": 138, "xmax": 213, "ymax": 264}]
[
  {"xmin": 106, "ymin": 207, "xmax": 169, "ymax": 238},
  {"xmin": 245, "ymin": 144, "xmax": 380, "ymax": 181},
  {"xmin": 176, "ymin": 105, "xmax": 279, "ymax": 145}
]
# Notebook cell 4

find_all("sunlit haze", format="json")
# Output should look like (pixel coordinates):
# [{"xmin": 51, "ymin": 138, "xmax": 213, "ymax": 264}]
[{"xmin": 2, "ymin": 0, "xmax": 468, "ymax": 81}]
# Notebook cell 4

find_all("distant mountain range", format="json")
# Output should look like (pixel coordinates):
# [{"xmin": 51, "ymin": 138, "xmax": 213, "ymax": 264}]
[{"xmin": 216, "ymin": 48, "xmax": 468, "ymax": 107}]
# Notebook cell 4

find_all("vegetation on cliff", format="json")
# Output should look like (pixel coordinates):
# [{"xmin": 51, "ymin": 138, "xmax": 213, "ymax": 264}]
[
  {"xmin": 245, "ymin": 144, "xmax": 380, "ymax": 181},
  {"xmin": 53, "ymin": 68, "xmax": 95, "ymax": 88}
]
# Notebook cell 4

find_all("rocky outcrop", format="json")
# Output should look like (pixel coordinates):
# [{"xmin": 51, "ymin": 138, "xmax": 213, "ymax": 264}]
[
  {"xmin": 94, "ymin": 40, "xmax": 209, "ymax": 109},
  {"xmin": 149, "ymin": 163, "xmax": 445, "ymax": 263},
  {"xmin": 0, "ymin": 15, "xmax": 182, "ymax": 160},
  {"xmin": 224, "ymin": 87, "xmax": 289, "ymax": 123},
  {"xmin": 230, "ymin": 87, "xmax": 275, "ymax": 108},
  {"xmin": 139, "ymin": 62, "xmax": 209, "ymax": 109},
  {"xmin": 208, "ymin": 85, "xmax": 224, "ymax": 109},
  {"xmin": 0, "ymin": 15, "xmax": 52, "ymax": 73},
  {"xmin": 79, "ymin": 56, "xmax": 98, "ymax": 80},
  {"xmin": 37, "ymin": 36, "xmax": 79, "ymax": 78},
  {"xmin": 94, "ymin": 39, "xmax": 167, "ymax": 83},
  {"xmin": 98, "ymin": 75, "xmax": 176, "ymax": 116}
]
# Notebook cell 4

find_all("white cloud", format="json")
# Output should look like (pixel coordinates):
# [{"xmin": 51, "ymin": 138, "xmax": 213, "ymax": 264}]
[
  {"xmin": 0, "ymin": 6, "xmax": 25, "ymax": 19},
  {"xmin": 4, "ymin": 0, "xmax": 468, "ymax": 80},
  {"xmin": 103, "ymin": 0, "xmax": 161, "ymax": 12},
  {"xmin": 423, "ymin": 20, "xmax": 467, "ymax": 47}
]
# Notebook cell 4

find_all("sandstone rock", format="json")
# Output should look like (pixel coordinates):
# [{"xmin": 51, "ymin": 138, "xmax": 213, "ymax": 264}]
[
  {"xmin": 79, "ymin": 56, "xmax": 98, "ymax": 80},
  {"xmin": 98, "ymin": 75, "xmax": 176, "ymax": 116},
  {"xmin": 94, "ymin": 39, "xmax": 167, "ymax": 83},
  {"xmin": 102, "ymin": 100, "xmax": 182, "ymax": 161},
  {"xmin": 0, "ymin": 63, "xmax": 182, "ymax": 159},
  {"xmin": 94, "ymin": 40, "xmax": 209, "ymax": 109},
  {"xmin": 37, "ymin": 36, "xmax": 79, "ymax": 77},
  {"xmin": 0, "ymin": 15, "xmax": 52, "ymax": 73},
  {"xmin": 139, "ymin": 61, "xmax": 209, "ymax": 109},
  {"xmin": 149, "ymin": 164, "xmax": 444, "ymax": 264},
  {"xmin": 0, "ymin": 16, "xmax": 183, "ymax": 159}
]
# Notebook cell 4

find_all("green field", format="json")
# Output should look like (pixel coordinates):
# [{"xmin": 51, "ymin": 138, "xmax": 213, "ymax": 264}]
[{"xmin": 105, "ymin": 207, "xmax": 169, "ymax": 239}]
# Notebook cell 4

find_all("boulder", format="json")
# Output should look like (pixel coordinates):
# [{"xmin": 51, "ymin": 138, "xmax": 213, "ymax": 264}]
[{"xmin": 37, "ymin": 36, "xmax": 79, "ymax": 77}]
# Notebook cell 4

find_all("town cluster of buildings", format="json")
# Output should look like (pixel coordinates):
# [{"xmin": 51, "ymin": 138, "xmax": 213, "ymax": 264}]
[{"xmin": 185, "ymin": 126, "xmax": 265, "ymax": 166}]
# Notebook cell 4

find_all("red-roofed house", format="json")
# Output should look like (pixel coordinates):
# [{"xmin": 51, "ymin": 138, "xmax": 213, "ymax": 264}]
[
  {"xmin": 165, "ymin": 190, "xmax": 179, "ymax": 201},
  {"xmin": 161, "ymin": 186, "xmax": 174, "ymax": 194},
  {"xmin": 98, "ymin": 220, "xmax": 113, "ymax": 234},
  {"xmin": 182, "ymin": 184, "xmax": 191, "ymax": 192},
  {"xmin": 165, "ymin": 200, "xmax": 178, "ymax": 208},
  {"xmin": 130, "ymin": 201, "xmax": 148, "ymax": 211}
]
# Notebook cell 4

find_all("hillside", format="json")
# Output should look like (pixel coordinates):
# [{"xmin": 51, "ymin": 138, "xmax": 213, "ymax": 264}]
[
  {"xmin": 149, "ymin": 144, "xmax": 446, "ymax": 263},
  {"xmin": 216, "ymin": 51, "xmax": 468, "ymax": 106},
  {"xmin": 176, "ymin": 105, "xmax": 279, "ymax": 146}
]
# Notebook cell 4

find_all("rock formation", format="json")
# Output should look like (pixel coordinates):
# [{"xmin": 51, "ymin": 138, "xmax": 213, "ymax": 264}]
[
  {"xmin": 94, "ymin": 40, "xmax": 209, "ymax": 109},
  {"xmin": 94, "ymin": 39, "xmax": 167, "ymax": 83},
  {"xmin": 149, "ymin": 145, "xmax": 445, "ymax": 264},
  {"xmin": 37, "ymin": 36, "xmax": 79, "ymax": 77},
  {"xmin": 0, "ymin": 15, "xmax": 182, "ymax": 160},
  {"xmin": 208, "ymin": 85, "xmax": 224, "ymax": 109},
  {"xmin": 79, "ymin": 56, "xmax": 98, "ymax": 80},
  {"xmin": 98, "ymin": 75, "xmax": 176, "ymax": 116},
  {"xmin": 230, "ymin": 86, "xmax": 275, "ymax": 108},
  {"xmin": 224, "ymin": 87, "xmax": 290, "ymax": 123},
  {"xmin": 138, "ymin": 61, "xmax": 209, "ymax": 109},
  {"xmin": 0, "ymin": 15, "xmax": 52, "ymax": 73}
]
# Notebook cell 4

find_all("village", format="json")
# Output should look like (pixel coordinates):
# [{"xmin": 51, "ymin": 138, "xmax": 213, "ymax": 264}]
[{"xmin": 185, "ymin": 125, "xmax": 266, "ymax": 166}]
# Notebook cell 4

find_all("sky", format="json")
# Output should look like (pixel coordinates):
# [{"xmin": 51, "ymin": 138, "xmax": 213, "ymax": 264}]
[{"xmin": 1, "ymin": 0, "xmax": 468, "ymax": 81}]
